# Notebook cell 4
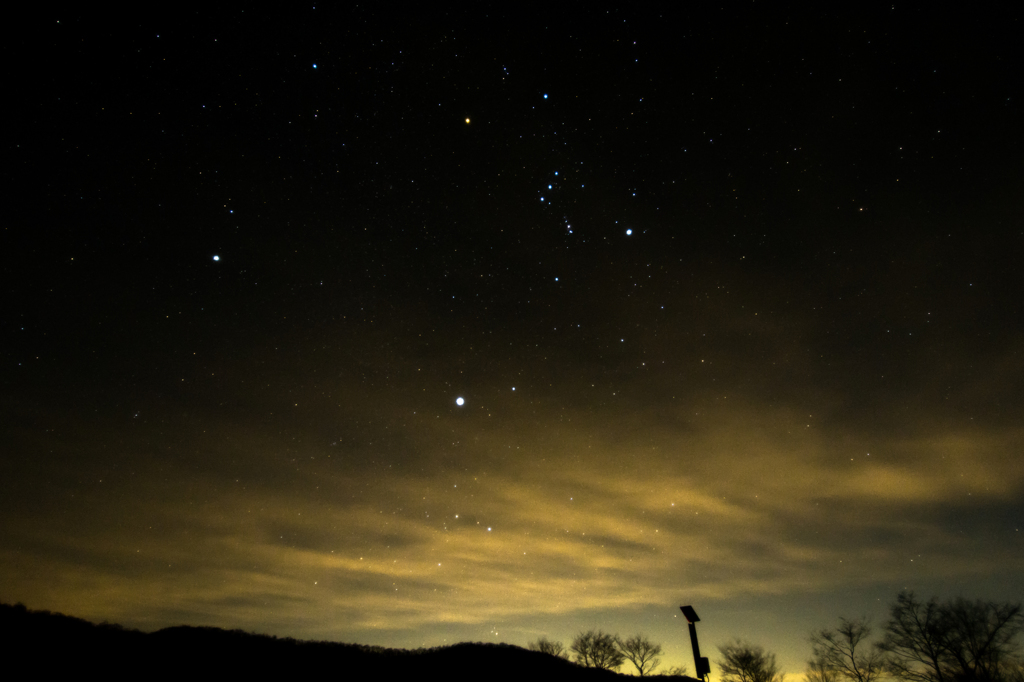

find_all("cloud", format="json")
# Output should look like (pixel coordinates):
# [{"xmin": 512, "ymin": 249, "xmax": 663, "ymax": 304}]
[{"xmin": 3, "ymin": 366, "xmax": 1022, "ymax": 645}]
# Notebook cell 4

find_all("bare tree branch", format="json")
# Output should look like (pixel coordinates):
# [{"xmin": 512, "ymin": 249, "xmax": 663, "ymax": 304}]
[
  {"xmin": 618, "ymin": 634, "xmax": 664, "ymax": 676},
  {"xmin": 528, "ymin": 636, "xmax": 569, "ymax": 660},
  {"xmin": 809, "ymin": 617, "xmax": 884, "ymax": 682},
  {"xmin": 718, "ymin": 640, "xmax": 784, "ymax": 682},
  {"xmin": 879, "ymin": 592, "xmax": 1024, "ymax": 682},
  {"xmin": 572, "ymin": 630, "xmax": 625, "ymax": 671}
]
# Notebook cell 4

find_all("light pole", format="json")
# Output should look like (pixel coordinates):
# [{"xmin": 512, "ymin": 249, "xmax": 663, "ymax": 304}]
[{"xmin": 681, "ymin": 605, "xmax": 711, "ymax": 681}]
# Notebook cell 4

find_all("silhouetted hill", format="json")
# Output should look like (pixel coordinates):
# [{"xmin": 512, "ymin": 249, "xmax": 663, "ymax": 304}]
[{"xmin": 0, "ymin": 602, "xmax": 698, "ymax": 679}]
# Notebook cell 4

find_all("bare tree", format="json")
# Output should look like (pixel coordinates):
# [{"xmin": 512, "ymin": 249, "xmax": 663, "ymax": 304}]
[
  {"xmin": 878, "ymin": 592, "xmax": 1024, "ymax": 682},
  {"xmin": 807, "ymin": 657, "xmax": 841, "ymax": 682},
  {"xmin": 809, "ymin": 617, "xmax": 884, "ymax": 682},
  {"xmin": 618, "ymin": 634, "xmax": 664, "ymax": 676},
  {"xmin": 655, "ymin": 665, "xmax": 692, "ymax": 678},
  {"xmin": 718, "ymin": 640, "xmax": 784, "ymax": 682},
  {"xmin": 528, "ymin": 636, "xmax": 569, "ymax": 659},
  {"xmin": 943, "ymin": 597, "xmax": 1023, "ymax": 682},
  {"xmin": 572, "ymin": 630, "xmax": 625, "ymax": 671},
  {"xmin": 879, "ymin": 593, "xmax": 949, "ymax": 682}
]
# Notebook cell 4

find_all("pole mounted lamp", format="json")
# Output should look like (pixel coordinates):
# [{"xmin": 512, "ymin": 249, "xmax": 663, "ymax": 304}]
[{"xmin": 681, "ymin": 605, "xmax": 711, "ymax": 681}]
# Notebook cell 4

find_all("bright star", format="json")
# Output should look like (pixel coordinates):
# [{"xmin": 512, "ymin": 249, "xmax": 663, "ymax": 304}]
[
  {"xmin": 456, "ymin": 397, "xmax": 465, "ymax": 406},
  {"xmin": 213, "ymin": 255, "xmax": 220, "ymax": 261}
]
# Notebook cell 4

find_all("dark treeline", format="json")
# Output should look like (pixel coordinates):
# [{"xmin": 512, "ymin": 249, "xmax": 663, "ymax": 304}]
[
  {"xmin": 0, "ymin": 602, "xmax": 644, "ymax": 679},
  {"xmin": 717, "ymin": 593, "xmax": 1023, "ymax": 682},
  {"xmin": 806, "ymin": 594, "xmax": 1024, "ymax": 682}
]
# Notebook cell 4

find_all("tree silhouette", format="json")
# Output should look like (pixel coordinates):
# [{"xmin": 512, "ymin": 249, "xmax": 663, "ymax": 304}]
[
  {"xmin": 808, "ymin": 617, "xmax": 884, "ymax": 682},
  {"xmin": 618, "ymin": 633, "xmax": 664, "ymax": 676},
  {"xmin": 718, "ymin": 640, "xmax": 784, "ymax": 682},
  {"xmin": 571, "ymin": 630, "xmax": 625, "ymax": 670},
  {"xmin": 807, "ymin": 657, "xmax": 840, "ymax": 682},
  {"xmin": 656, "ymin": 665, "xmax": 692, "ymax": 678},
  {"xmin": 528, "ymin": 636, "xmax": 569, "ymax": 659},
  {"xmin": 878, "ymin": 592, "xmax": 1024, "ymax": 682}
]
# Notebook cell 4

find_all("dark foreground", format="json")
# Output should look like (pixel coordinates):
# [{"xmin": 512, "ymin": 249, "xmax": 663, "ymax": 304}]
[{"xmin": 1, "ymin": 602, "xmax": 695, "ymax": 680}]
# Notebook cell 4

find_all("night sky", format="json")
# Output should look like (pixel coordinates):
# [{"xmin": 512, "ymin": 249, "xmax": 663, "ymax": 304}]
[{"xmin": 4, "ymin": 5, "xmax": 1023, "ymax": 676}]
